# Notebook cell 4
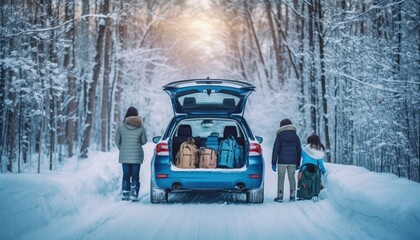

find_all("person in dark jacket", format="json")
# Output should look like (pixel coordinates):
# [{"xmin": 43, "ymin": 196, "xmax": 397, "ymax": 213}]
[
  {"xmin": 271, "ymin": 118, "xmax": 301, "ymax": 202},
  {"xmin": 115, "ymin": 107, "xmax": 148, "ymax": 201}
]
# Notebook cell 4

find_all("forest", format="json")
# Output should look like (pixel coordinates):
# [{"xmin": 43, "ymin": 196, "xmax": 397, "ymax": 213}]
[{"xmin": 0, "ymin": 0, "xmax": 419, "ymax": 182}]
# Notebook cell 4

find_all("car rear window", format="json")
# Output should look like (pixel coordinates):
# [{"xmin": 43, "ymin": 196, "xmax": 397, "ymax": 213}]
[
  {"xmin": 176, "ymin": 119, "xmax": 242, "ymax": 138},
  {"xmin": 177, "ymin": 92, "xmax": 240, "ymax": 110}
]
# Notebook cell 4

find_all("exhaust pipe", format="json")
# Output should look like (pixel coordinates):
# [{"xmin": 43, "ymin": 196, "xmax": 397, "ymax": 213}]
[
  {"xmin": 235, "ymin": 183, "xmax": 246, "ymax": 190},
  {"xmin": 172, "ymin": 182, "xmax": 182, "ymax": 190}
]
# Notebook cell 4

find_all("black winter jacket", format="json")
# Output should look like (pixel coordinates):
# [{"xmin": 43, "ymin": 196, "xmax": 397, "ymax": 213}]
[{"xmin": 271, "ymin": 124, "xmax": 301, "ymax": 166}]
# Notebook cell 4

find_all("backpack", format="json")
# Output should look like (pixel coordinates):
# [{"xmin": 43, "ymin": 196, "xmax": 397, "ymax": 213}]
[
  {"xmin": 297, "ymin": 164, "xmax": 322, "ymax": 199},
  {"xmin": 234, "ymin": 144, "xmax": 244, "ymax": 168},
  {"xmin": 176, "ymin": 137, "xmax": 198, "ymax": 169},
  {"xmin": 218, "ymin": 135, "xmax": 243, "ymax": 168},
  {"xmin": 198, "ymin": 147, "xmax": 217, "ymax": 169}
]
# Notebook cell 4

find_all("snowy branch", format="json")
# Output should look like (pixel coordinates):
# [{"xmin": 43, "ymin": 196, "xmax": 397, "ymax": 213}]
[
  {"xmin": 340, "ymin": 73, "xmax": 401, "ymax": 94},
  {"xmin": 1, "ymin": 14, "xmax": 114, "ymax": 39}
]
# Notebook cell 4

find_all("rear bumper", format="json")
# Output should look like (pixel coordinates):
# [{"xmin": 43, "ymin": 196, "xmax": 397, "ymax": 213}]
[{"xmin": 152, "ymin": 156, "xmax": 264, "ymax": 191}]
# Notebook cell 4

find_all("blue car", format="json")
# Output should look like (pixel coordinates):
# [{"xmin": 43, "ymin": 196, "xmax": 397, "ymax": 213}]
[{"xmin": 150, "ymin": 79, "xmax": 264, "ymax": 203}]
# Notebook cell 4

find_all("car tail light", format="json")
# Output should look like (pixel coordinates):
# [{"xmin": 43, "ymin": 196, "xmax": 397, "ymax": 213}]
[
  {"xmin": 249, "ymin": 174, "xmax": 261, "ymax": 178},
  {"xmin": 156, "ymin": 142, "xmax": 169, "ymax": 156},
  {"xmin": 157, "ymin": 174, "xmax": 168, "ymax": 178},
  {"xmin": 249, "ymin": 143, "xmax": 262, "ymax": 156}
]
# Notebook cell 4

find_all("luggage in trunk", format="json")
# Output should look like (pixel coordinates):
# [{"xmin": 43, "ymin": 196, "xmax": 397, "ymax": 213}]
[
  {"xmin": 198, "ymin": 147, "xmax": 217, "ymax": 168},
  {"xmin": 217, "ymin": 136, "xmax": 243, "ymax": 168},
  {"xmin": 175, "ymin": 138, "xmax": 198, "ymax": 169}
]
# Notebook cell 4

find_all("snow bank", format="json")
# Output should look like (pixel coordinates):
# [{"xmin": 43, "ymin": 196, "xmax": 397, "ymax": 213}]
[
  {"xmin": 325, "ymin": 163, "xmax": 420, "ymax": 239},
  {"xmin": 0, "ymin": 151, "xmax": 121, "ymax": 240},
  {"xmin": 1, "ymin": 143, "xmax": 420, "ymax": 240}
]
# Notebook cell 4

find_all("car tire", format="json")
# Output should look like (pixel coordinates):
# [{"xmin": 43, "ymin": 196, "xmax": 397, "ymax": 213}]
[
  {"xmin": 150, "ymin": 182, "xmax": 168, "ymax": 204},
  {"xmin": 246, "ymin": 187, "xmax": 264, "ymax": 203}
]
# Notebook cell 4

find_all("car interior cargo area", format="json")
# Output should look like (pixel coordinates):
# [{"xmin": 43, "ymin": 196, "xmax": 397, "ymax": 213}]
[{"xmin": 171, "ymin": 118, "xmax": 247, "ymax": 170}]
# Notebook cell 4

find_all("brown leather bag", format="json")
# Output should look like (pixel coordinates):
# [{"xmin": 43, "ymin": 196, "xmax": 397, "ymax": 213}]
[
  {"xmin": 198, "ymin": 147, "xmax": 217, "ymax": 169},
  {"xmin": 176, "ymin": 138, "xmax": 198, "ymax": 168}
]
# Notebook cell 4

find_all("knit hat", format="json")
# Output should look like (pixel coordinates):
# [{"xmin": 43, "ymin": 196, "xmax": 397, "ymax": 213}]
[{"xmin": 280, "ymin": 118, "xmax": 292, "ymax": 127}]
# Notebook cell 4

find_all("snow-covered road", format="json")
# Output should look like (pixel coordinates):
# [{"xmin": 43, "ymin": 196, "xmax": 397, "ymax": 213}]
[{"xmin": 1, "ymin": 143, "xmax": 419, "ymax": 240}]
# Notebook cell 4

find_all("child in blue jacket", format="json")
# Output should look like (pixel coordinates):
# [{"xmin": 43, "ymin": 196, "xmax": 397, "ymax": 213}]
[{"xmin": 301, "ymin": 134, "xmax": 327, "ymax": 175}]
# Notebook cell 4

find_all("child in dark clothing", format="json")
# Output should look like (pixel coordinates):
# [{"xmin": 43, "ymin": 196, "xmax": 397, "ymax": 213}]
[{"xmin": 271, "ymin": 119, "xmax": 301, "ymax": 202}]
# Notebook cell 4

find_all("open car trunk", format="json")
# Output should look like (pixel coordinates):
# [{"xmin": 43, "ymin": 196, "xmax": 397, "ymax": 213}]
[
  {"xmin": 170, "ymin": 118, "xmax": 248, "ymax": 170},
  {"xmin": 163, "ymin": 79, "xmax": 255, "ymax": 116}
]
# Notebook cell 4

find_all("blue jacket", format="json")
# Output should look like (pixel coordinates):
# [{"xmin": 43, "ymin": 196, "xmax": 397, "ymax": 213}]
[
  {"xmin": 301, "ymin": 144, "xmax": 326, "ymax": 174},
  {"xmin": 271, "ymin": 125, "xmax": 301, "ymax": 166}
]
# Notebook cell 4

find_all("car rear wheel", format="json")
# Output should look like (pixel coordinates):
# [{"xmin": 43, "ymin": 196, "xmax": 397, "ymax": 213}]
[
  {"xmin": 150, "ymin": 182, "xmax": 168, "ymax": 204},
  {"xmin": 246, "ymin": 187, "xmax": 264, "ymax": 203}
]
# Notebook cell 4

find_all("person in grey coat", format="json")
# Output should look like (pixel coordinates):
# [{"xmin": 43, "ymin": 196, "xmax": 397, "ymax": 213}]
[{"xmin": 115, "ymin": 107, "xmax": 148, "ymax": 201}]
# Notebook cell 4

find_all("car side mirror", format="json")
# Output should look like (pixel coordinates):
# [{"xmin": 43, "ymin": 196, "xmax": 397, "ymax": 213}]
[
  {"xmin": 256, "ymin": 136, "xmax": 263, "ymax": 144},
  {"xmin": 152, "ymin": 136, "xmax": 161, "ymax": 144}
]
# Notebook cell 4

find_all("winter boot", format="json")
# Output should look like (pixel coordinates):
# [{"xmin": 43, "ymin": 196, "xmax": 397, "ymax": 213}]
[
  {"xmin": 290, "ymin": 190, "xmax": 296, "ymax": 202},
  {"xmin": 274, "ymin": 190, "xmax": 283, "ymax": 202},
  {"xmin": 130, "ymin": 181, "xmax": 140, "ymax": 202},
  {"xmin": 121, "ymin": 181, "xmax": 130, "ymax": 201}
]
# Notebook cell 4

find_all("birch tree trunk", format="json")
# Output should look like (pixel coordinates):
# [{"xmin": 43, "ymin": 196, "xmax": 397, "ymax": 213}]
[
  {"xmin": 0, "ymin": 0, "xmax": 7, "ymax": 172},
  {"xmin": 113, "ymin": 5, "xmax": 127, "ymax": 129},
  {"xmin": 315, "ymin": 0, "xmax": 331, "ymax": 162},
  {"xmin": 265, "ymin": 0, "xmax": 282, "ymax": 85},
  {"xmin": 64, "ymin": 0, "xmax": 77, "ymax": 157},
  {"xmin": 81, "ymin": 0, "xmax": 109, "ymax": 158},
  {"xmin": 6, "ymin": 37, "xmax": 16, "ymax": 172},
  {"xmin": 47, "ymin": 0, "xmax": 57, "ymax": 170},
  {"xmin": 244, "ymin": 0, "xmax": 272, "ymax": 90},
  {"xmin": 308, "ymin": 0, "xmax": 317, "ymax": 134},
  {"xmin": 101, "ymin": 15, "xmax": 112, "ymax": 152}
]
